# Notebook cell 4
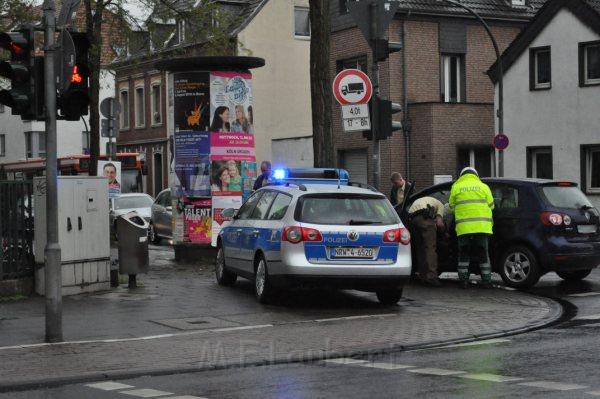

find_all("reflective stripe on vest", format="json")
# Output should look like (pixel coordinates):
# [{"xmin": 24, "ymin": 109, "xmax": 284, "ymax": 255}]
[
  {"xmin": 455, "ymin": 217, "xmax": 494, "ymax": 225},
  {"xmin": 454, "ymin": 199, "xmax": 488, "ymax": 205}
]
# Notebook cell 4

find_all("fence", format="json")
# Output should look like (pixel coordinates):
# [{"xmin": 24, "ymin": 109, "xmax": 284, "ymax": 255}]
[{"xmin": 0, "ymin": 180, "xmax": 34, "ymax": 281}]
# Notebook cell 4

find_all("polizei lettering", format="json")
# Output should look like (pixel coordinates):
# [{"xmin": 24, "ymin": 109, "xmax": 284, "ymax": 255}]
[{"xmin": 459, "ymin": 186, "xmax": 481, "ymax": 193}]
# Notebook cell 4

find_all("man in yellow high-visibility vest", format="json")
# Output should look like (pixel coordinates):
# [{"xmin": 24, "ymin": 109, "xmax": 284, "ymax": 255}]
[{"xmin": 449, "ymin": 167, "xmax": 495, "ymax": 288}]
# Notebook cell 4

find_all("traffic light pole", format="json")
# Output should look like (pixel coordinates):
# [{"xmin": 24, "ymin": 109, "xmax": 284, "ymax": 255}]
[
  {"xmin": 370, "ymin": 3, "xmax": 381, "ymax": 190},
  {"xmin": 43, "ymin": 0, "xmax": 62, "ymax": 343}
]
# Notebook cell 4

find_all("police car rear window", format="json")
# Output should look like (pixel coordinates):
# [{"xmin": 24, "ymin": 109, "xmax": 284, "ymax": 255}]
[
  {"xmin": 541, "ymin": 186, "xmax": 593, "ymax": 209},
  {"xmin": 295, "ymin": 194, "xmax": 398, "ymax": 225}
]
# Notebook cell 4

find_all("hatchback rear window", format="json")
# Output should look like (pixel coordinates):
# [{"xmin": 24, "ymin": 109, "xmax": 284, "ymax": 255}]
[
  {"xmin": 541, "ymin": 186, "xmax": 593, "ymax": 209},
  {"xmin": 296, "ymin": 194, "xmax": 399, "ymax": 225}
]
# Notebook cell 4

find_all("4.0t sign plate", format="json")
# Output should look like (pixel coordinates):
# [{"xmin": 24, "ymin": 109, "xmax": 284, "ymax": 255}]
[{"xmin": 342, "ymin": 104, "xmax": 371, "ymax": 132}]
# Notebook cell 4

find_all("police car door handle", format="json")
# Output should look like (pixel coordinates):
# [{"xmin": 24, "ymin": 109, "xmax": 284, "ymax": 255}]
[
  {"xmin": 252, "ymin": 230, "xmax": 260, "ymax": 236},
  {"xmin": 236, "ymin": 228, "xmax": 243, "ymax": 232}
]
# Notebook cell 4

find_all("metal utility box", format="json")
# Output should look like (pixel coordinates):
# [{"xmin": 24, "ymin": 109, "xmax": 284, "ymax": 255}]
[{"xmin": 34, "ymin": 177, "xmax": 110, "ymax": 296}]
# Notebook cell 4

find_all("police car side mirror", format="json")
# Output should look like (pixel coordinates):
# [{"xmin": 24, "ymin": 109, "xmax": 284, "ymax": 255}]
[{"xmin": 222, "ymin": 208, "xmax": 236, "ymax": 219}]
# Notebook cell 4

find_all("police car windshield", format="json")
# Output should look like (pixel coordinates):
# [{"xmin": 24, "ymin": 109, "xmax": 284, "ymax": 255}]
[{"xmin": 296, "ymin": 194, "xmax": 399, "ymax": 225}]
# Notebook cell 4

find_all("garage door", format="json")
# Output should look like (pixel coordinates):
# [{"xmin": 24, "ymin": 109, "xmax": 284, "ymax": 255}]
[{"xmin": 341, "ymin": 150, "xmax": 368, "ymax": 184}]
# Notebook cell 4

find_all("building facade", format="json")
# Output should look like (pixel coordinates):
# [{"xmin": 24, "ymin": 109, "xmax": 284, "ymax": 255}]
[
  {"xmin": 330, "ymin": 0, "xmax": 544, "ymax": 196},
  {"xmin": 489, "ymin": 0, "xmax": 600, "ymax": 207},
  {"xmin": 113, "ymin": 0, "xmax": 313, "ymax": 197}
]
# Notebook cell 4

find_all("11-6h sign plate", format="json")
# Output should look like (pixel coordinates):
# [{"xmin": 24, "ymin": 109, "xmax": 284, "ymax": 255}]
[{"xmin": 342, "ymin": 104, "xmax": 371, "ymax": 132}]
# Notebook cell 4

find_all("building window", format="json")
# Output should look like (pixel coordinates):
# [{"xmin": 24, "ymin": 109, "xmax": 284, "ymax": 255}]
[
  {"xmin": 441, "ymin": 54, "xmax": 464, "ymax": 103},
  {"xmin": 336, "ymin": 55, "xmax": 368, "ymax": 73},
  {"xmin": 151, "ymin": 82, "xmax": 162, "ymax": 126},
  {"xmin": 339, "ymin": 0, "xmax": 349, "ymax": 14},
  {"xmin": 294, "ymin": 7, "xmax": 310, "ymax": 38},
  {"xmin": 25, "ymin": 132, "xmax": 45, "ymax": 159},
  {"xmin": 120, "ymin": 89, "xmax": 129, "ymax": 129},
  {"xmin": 583, "ymin": 146, "xmax": 600, "ymax": 194},
  {"xmin": 457, "ymin": 147, "xmax": 494, "ymax": 178},
  {"xmin": 527, "ymin": 147, "xmax": 553, "ymax": 179},
  {"xmin": 178, "ymin": 20, "xmax": 186, "ymax": 44},
  {"xmin": 530, "ymin": 47, "xmax": 551, "ymax": 90},
  {"xmin": 135, "ymin": 85, "xmax": 145, "ymax": 128},
  {"xmin": 82, "ymin": 130, "xmax": 90, "ymax": 154},
  {"xmin": 579, "ymin": 41, "xmax": 600, "ymax": 87},
  {"xmin": 0, "ymin": 134, "xmax": 5, "ymax": 157}
]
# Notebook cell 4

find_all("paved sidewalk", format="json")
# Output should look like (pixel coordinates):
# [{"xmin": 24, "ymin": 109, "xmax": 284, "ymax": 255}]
[{"xmin": 0, "ymin": 245, "xmax": 562, "ymax": 390}]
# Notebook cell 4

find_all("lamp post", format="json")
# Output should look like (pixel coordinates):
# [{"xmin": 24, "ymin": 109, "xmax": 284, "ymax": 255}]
[{"xmin": 441, "ymin": 0, "xmax": 504, "ymax": 177}]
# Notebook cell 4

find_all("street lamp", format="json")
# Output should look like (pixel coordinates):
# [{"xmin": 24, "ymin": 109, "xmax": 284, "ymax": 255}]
[{"xmin": 440, "ymin": 0, "xmax": 505, "ymax": 177}]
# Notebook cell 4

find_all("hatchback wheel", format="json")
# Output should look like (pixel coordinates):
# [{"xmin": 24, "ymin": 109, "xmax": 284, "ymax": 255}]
[
  {"xmin": 556, "ymin": 269, "xmax": 592, "ymax": 281},
  {"xmin": 499, "ymin": 245, "xmax": 540, "ymax": 289},
  {"xmin": 215, "ymin": 245, "xmax": 237, "ymax": 286},
  {"xmin": 376, "ymin": 288, "xmax": 403, "ymax": 305},
  {"xmin": 255, "ymin": 255, "xmax": 275, "ymax": 304},
  {"xmin": 148, "ymin": 223, "xmax": 161, "ymax": 245}
]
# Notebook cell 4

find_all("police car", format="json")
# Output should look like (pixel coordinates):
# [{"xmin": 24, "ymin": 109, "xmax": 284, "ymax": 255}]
[{"xmin": 215, "ymin": 169, "xmax": 412, "ymax": 305}]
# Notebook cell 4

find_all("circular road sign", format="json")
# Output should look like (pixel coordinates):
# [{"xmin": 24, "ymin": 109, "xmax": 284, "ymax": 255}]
[
  {"xmin": 493, "ymin": 134, "xmax": 510, "ymax": 150},
  {"xmin": 332, "ymin": 69, "xmax": 373, "ymax": 105}
]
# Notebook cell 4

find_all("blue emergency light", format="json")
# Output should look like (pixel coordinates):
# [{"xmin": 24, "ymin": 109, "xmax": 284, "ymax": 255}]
[
  {"xmin": 272, "ymin": 168, "xmax": 287, "ymax": 180},
  {"xmin": 267, "ymin": 168, "xmax": 350, "ymax": 186}
]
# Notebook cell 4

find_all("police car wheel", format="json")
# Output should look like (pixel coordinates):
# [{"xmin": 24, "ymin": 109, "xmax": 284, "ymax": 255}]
[
  {"xmin": 215, "ymin": 246, "xmax": 237, "ymax": 286},
  {"xmin": 499, "ymin": 245, "xmax": 540, "ymax": 289},
  {"xmin": 255, "ymin": 255, "xmax": 275, "ymax": 304},
  {"xmin": 376, "ymin": 288, "xmax": 403, "ymax": 305}
]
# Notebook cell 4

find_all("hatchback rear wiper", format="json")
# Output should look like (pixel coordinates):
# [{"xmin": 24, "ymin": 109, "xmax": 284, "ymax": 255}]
[
  {"xmin": 581, "ymin": 205, "xmax": 593, "ymax": 210},
  {"xmin": 348, "ymin": 220, "xmax": 381, "ymax": 225}
]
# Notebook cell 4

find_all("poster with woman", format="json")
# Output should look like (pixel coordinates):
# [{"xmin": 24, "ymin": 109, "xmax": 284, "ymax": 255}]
[
  {"xmin": 174, "ymin": 72, "xmax": 211, "ymax": 132},
  {"xmin": 210, "ymin": 160, "xmax": 243, "ymax": 196},
  {"xmin": 210, "ymin": 72, "xmax": 254, "ymax": 134}
]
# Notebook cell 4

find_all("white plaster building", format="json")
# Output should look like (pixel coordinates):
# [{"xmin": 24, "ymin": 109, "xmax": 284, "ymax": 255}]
[{"xmin": 488, "ymin": 0, "xmax": 600, "ymax": 207}]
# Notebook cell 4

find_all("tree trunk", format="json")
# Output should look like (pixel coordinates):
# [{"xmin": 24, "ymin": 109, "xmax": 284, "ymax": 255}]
[
  {"xmin": 309, "ymin": 0, "xmax": 334, "ymax": 168},
  {"xmin": 84, "ymin": 0, "xmax": 104, "ymax": 176}
]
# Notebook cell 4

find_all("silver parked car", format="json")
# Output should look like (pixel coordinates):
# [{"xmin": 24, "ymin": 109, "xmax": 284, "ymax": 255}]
[
  {"xmin": 110, "ymin": 193, "xmax": 154, "ymax": 238},
  {"xmin": 149, "ymin": 188, "xmax": 173, "ymax": 244},
  {"xmin": 216, "ymin": 184, "xmax": 412, "ymax": 304}
]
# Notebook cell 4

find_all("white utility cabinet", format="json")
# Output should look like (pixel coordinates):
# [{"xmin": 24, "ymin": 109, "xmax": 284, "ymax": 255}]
[{"xmin": 34, "ymin": 176, "xmax": 110, "ymax": 295}]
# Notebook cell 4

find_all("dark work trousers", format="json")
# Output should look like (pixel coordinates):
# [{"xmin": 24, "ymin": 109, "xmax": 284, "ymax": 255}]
[
  {"xmin": 457, "ymin": 233, "xmax": 492, "ymax": 283},
  {"xmin": 411, "ymin": 214, "xmax": 438, "ymax": 281}
]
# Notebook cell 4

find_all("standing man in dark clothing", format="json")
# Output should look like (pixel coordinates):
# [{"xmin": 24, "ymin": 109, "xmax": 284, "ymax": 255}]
[
  {"xmin": 408, "ymin": 196, "xmax": 445, "ymax": 287},
  {"xmin": 253, "ymin": 161, "xmax": 272, "ymax": 190},
  {"xmin": 390, "ymin": 172, "xmax": 408, "ymax": 208}
]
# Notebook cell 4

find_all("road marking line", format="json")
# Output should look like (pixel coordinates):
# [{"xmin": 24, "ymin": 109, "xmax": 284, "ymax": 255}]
[
  {"xmin": 518, "ymin": 381, "xmax": 588, "ymax": 391},
  {"xmin": 168, "ymin": 396, "xmax": 209, "ymax": 399},
  {"xmin": 458, "ymin": 373, "xmax": 523, "ymax": 382},
  {"xmin": 568, "ymin": 292, "xmax": 600, "ymax": 297},
  {"xmin": 119, "ymin": 388, "xmax": 174, "ymax": 397},
  {"xmin": 324, "ymin": 358, "xmax": 369, "ymax": 365},
  {"xmin": 574, "ymin": 314, "xmax": 600, "ymax": 320},
  {"xmin": 85, "ymin": 382, "xmax": 135, "ymax": 391},
  {"xmin": 359, "ymin": 362, "xmax": 415, "ymax": 370},
  {"xmin": 439, "ymin": 338, "xmax": 511, "ymax": 349},
  {"xmin": 407, "ymin": 368, "xmax": 466, "ymax": 376},
  {"xmin": 315, "ymin": 313, "xmax": 397, "ymax": 322},
  {"xmin": 0, "ymin": 324, "xmax": 273, "ymax": 351}
]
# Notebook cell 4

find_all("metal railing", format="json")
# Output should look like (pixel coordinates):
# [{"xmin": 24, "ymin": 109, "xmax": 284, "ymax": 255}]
[{"xmin": 0, "ymin": 180, "xmax": 34, "ymax": 280}]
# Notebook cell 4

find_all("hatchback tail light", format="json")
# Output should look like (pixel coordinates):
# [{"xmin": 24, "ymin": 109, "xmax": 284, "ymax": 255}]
[
  {"xmin": 383, "ymin": 228, "xmax": 411, "ymax": 245},
  {"xmin": 282, "ymin": 226, "xmax": 322, "ymax": 243},
  {"xmin": 540, "ymin": 212, "xmax": 566, "ymax": 226}
]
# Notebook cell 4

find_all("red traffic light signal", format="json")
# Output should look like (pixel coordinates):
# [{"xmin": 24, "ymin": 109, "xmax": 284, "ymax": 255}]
[{"xmin": 71, "ymin": 65, "xmax": 83, "ymax": 83}]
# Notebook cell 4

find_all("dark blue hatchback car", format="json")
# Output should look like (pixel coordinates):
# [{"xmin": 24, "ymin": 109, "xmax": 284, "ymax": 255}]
[{"xmin": 403, "ymin": 178, "xmax": 600, "ymax": 289}]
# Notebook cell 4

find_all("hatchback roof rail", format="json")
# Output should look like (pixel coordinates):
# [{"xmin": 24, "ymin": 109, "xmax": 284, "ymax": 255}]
[{"xmin": 348, "ymin": 181, "xmax": 379, "ymax": 193}]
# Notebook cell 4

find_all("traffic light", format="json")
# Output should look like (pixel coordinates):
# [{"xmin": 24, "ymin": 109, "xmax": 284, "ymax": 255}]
[
  {"xmin": 58, "ymin": 32, "xmax": 90, "ymax": 121},
  {"xmin": 373, "ymin": 39, "xmax": 402, "ymax": 62},
  {"xmin": 0, "ymin": 27, "xmax": 43, "ymax": 120},
  {"xmin": 377, "ymin": 97, "xmax": 402, "ymax": 140}
]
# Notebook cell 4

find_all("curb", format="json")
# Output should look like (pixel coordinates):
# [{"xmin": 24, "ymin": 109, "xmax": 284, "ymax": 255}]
[{"xmin": 0, "ymin": 288, "xmax": 564, "ymax": 393}]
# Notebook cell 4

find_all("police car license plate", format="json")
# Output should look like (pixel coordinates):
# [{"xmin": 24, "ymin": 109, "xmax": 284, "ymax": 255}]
[
  {"xmin": 331, "ymin": 247, "xmax": 376, "ymax": 259},
  {"xmin": 578, "ymin": 225, "xmax": 598, "ymax": 234}
]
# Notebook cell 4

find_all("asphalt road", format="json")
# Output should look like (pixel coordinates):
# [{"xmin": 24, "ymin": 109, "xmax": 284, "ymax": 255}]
[{"xmin": 4, "ymin": 269, "xmax": 600, "ymax": 399}]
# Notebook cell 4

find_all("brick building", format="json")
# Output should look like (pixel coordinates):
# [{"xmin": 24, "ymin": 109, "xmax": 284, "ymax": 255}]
[{"xmin": 331, "ymin": 0, "xmax": 546, "ymax": 196}]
